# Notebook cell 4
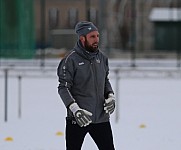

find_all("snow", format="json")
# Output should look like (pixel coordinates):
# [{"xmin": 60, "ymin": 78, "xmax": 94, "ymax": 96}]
[
  {"xmin": 149, "ymin": 8, "xmax": 181, "ymax": 21},
  {"xmin": 1, "ymin": 64, "xmax": 181, "ymax": 150}
]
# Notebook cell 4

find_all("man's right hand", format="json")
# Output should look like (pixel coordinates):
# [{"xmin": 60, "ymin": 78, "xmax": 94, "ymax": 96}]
[{"xmin": 69, "ymin": 102, "xmax": 92, "ymax": 127}]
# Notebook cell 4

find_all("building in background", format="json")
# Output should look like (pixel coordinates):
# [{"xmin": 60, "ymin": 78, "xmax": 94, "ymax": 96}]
[
  {"xmin": 34, "ymin": 0, "xmax": 181, "ymax": 55},
  {"xmin": 1, "ymin": 0, "xmax": 180, "ymax": 59},
  {"xmin": 106, "ymin": 0, "xmax": 181, "ymax": 53},
  {"xmin": 34, "ymin": 0, "xmax": 99, "ymax": 50}
]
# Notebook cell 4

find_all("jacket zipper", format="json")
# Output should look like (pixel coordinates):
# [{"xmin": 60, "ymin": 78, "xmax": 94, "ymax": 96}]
[{"xmin": 90, "ymin": 59, "xmax": 99, "ymax": 122}]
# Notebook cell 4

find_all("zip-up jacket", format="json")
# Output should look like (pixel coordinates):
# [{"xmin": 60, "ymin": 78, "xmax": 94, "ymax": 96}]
[{"xmin": 57, "ymin": 41, "xmax": 114, "ymax": 123}]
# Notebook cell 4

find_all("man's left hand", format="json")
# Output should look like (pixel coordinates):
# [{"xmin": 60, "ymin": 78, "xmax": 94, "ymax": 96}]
[{"xmin": 104, "ymin": 93, "xmax": 115, "ymax": 115}]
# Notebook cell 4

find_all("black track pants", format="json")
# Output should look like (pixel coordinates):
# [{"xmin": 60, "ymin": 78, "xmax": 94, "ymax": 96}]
[{"xmin": 66, "ymin": 119, "xmax": 115, "ymax": 150}]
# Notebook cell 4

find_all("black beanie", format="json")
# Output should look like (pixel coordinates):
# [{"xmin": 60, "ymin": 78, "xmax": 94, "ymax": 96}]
[{"xmin": 75, "ymin": 21, "xmax": 98, "ymax": 37}]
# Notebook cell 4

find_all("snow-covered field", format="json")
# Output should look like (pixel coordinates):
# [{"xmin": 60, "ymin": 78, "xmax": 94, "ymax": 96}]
[{"xmin": 1, "ymin": 60, "xmax": 181, "ymax": 150}]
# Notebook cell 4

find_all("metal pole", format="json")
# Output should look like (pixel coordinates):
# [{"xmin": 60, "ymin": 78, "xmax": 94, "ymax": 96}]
[
  {"xmin": 40, "ymin": 0, "xmax": 46, "ymax": 67},
  {"xmin": 130, "ymin": 0, "xmax": 136, "ymax": 67},
  {"xmin": 98, "ymin": 0, "xmax": 104, "ymax": 46},
  {"xmin": 115, "ymin": 69, "xmax": 120, "ymax": 123},
  {"xmin": 177, "ymin": 0, "xmax": 181, "ymax": 68},
  {"xmin": 98, "ymin": 0, "xmax": 107, "ymax": 49},
  {"xmin": 4, "ymin": 69, "xmax": 8, "ymax": 122},
  {"xmin": 18, "ymin": 76, "xmax": 22, "ymax": 118},
  {"xmin": 85, "ymin": 0, "xmax": 90, "ymax": 21}
]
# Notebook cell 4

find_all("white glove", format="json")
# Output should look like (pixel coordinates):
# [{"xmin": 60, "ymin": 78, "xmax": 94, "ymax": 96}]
[
  {"xmin": 104, "ymin": 93, "xmax": 115, "ymax": 114},
  {"xmin": 69, "ymin": 102, "xmax": 92, "ymax": 127}
]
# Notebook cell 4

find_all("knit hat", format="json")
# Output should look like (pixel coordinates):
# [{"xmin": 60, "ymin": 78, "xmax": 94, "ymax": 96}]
[{"xmin": 75, "ymin": 21, "xmax": 98, "ymax": 37}]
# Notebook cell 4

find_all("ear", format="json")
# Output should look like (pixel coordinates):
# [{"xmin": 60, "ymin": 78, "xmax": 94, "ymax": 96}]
[{"xmin": 80, "ymin": 36, "xmax": 85, "ymax": 42}]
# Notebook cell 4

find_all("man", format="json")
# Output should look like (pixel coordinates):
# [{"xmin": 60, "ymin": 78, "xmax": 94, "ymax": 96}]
[{"xmin": 57, "ymin": 21, "xmax": 115, "ymax": 150}]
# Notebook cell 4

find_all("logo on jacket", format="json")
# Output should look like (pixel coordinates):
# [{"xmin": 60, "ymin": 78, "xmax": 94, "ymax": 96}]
[
  {"xmin": 96, "ymin": 59, "xmax": 100, "ymax": 63},
  {"xmin": 78, "ymin": 62, "xmax": 85, "ymax": 66}
]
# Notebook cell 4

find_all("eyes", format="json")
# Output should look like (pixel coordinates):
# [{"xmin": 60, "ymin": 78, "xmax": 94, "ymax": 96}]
[
  {"xmin": 86, "ymin": 31, "xmax": 99, "ymax": 40},
  {"xmin": 88, "ymin": 34, "xmax": 99, "ymax": 40},
  {"xmin": 90, "ymin": 34, "xmax": 99, "ymax": 39}
]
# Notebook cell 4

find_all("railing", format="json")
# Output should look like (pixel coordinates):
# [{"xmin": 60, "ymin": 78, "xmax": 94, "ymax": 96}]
[{"xmin": 1, "ymin": 58, "xmax": 181, "ymax": 122}]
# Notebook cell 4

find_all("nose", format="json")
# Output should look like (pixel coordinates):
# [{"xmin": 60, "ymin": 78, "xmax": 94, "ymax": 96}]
[{"xmin": 95, "ymin": 36, "xmax": 99, "ymax": 43}]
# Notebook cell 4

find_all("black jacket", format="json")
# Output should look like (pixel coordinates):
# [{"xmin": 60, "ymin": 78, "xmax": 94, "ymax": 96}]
[{"xmin": 57, "ymin": 41, "xmax": 114, "ymax": 123}]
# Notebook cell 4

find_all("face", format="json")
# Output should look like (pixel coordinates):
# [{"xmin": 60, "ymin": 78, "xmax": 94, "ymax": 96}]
[{"xmin": 83, "ymin": 31, "xmax": 99, "ymax": 52}]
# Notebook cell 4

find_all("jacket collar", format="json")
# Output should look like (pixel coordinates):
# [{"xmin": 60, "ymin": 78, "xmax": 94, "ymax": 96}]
[{"xmin": 74, "ymin": 40, "xmax": 99, "ymax": 60}]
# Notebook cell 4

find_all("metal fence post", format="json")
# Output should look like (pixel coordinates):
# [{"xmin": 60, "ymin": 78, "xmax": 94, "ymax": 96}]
[
  {"xmin": 177, "ymin": 2, "xmax": 181, "ymax": 68},
  {"xmin": 130, "ymin": 0, "xmax": 136, "ymax": 67},
  {"xmin": 40, "ymin": 0, "xmax": 46, "ymax": 67},
  {"xmin": 85, "ymin": 0, "xmax": 90, "ymax": 21},
  {"xmin": 115, "ymin": 68, "xmax": 120, "ymax": 123},
  {"xmin": 4, "ymin": 69, "xmax": 8, "ymax": 122},
  {"xmin": 18, "ymin": 75, "xmax": 22, "ymax": 118}
]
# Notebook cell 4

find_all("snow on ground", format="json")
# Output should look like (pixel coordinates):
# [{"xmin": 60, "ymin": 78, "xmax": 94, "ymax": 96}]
[{"xmin": 0, "ymin": 66, "xmax": 181, "ymax": 150}]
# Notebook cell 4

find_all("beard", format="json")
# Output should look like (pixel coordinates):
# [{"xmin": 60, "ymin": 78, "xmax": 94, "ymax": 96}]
[{"xmin": 84, "ymin": 38, "xmax": 98, "ymax": 52}]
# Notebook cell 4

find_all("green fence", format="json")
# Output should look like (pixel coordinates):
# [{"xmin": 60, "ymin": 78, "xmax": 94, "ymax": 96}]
[{"xmin": 0, "ymin": 0, "xmax": 35, "ymax": 59}]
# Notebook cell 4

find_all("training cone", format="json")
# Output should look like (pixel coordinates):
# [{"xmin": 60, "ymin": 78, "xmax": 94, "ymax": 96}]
[
  {"xmin": 4, "ymin": 137, "xmax": 14, "ymax": 142},
  {"xmin": 56, "ymin": 131, "xmax": 63, "ymax": 136},
  {"xmin": 139, "ymin": 124, "xmax": 146, "ymax": 128}
]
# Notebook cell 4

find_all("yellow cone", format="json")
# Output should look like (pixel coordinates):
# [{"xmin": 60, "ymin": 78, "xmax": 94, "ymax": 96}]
[
  {"xmin": 56, "ymin": 131, "xmax": 63, "ymax": 136},
  {"xmin": 4, "ymin": 137, "xmax": 14, "ymax": 142},
  {"xmin": 139, "ymin": 124, "xmax": 146, "ymax": 128}
]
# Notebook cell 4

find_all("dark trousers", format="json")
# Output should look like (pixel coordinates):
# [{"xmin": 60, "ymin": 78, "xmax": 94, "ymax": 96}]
[{"xmin": 66, "ymin": 119, "xmax": 115, "ymax": 150}]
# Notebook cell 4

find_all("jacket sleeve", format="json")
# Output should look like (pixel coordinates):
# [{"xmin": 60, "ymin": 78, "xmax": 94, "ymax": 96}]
[
  {"xmin": 57, "ymin": 57, "xmax": 75, "ymax": 107},
  {"xmin": 104, "ymin": 58, "xmax": 114, "ymax": 99}
]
